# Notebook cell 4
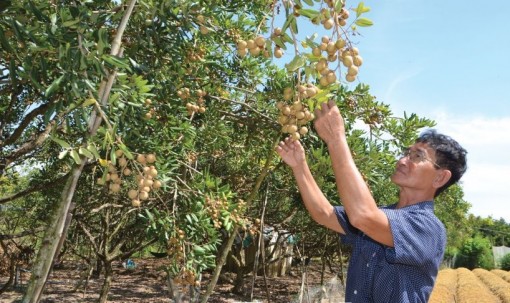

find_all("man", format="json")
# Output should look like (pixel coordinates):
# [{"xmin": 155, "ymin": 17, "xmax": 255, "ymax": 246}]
[{"xmin": 276, "ymin": 100, "xmax": 467, "ymax": 302}]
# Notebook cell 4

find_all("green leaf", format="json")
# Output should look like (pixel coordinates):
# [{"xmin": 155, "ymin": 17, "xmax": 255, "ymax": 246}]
[
  {"xmin": 225, "ymin": 220, "xmax": 232, "ymax": 231},
  {"xmin": 355, "ymin": 17, "xmax": 373, "ymax": 27},
  {"xmin": 281, "ymin": 15, "xmax": 295, "ymax": 34},
  {"xmin": 58, "ymin": 150, "xmax": 68, "ymax": 159},
  {"xmin": 79, "ymin": 147, "xmax": 94, "ymax": 159},
  {"xmin": 51, "ymin": 137, "xmax": 71, "ymax": 149},
  {"xmin": 102, "ymin": 55, "xmax": 132, "ymax": 71},
  {"xmin": 290, "ymin": 16, "xmax": 298, "ymax": 34},
  {"xmin": 273, "ymin": 37, "xmax": 286, "ymax": 50},
  {"xmin": 298, "ymin": 9, "xmax": 320, "ymax": 19},
  {"xmin": 28, "ymin": 1, "xmax": 49, "ymax": 22},
  {"xmin": 62, "ymin": 19, "xmax": 80, "ymax": 28},
  {"xmin": 356, "ymin": 2, "xmax": 371, "ymax": 17},
  {"xmin": 82, "ymin": 98, "xmax": 97, "ymax": 107},
  {"xmin": 87, "ymin": 144, "xmax": 101, "ymax": 159},
  {"xmin": 45, "ymin": 74, "xmax": 65, "ymax": 97},
  {"xmin": 97, "ymin": 27, "xmax": 108, "ymax": 55},
  {"xmin": 335, "ymin": 0, "xmax": 344, "ymax": 13},
  {"xmin": 70, "ymin": 149, "xmax": 82, "ymax": 165},
  {"xmin": 110, "ymin": 148, "xmax": 117, "ymax": 165},
  {"xmin": 303, "ymin": 0, "xmax": 314, "ymax": 5},
  {"xmin": 193, "ymin": 245, "xmax": 206, "ymax": 256},
  {"xmin": 282, "ymin": 32, "xmax": 294, "ymax": 44},
  {"xmin": 118, "ymin": 144, "xmax": 134, "ymax": 160},
  {"xmin": 0, "ymin": 27, "xmax": 13, "ymax": 53},
  {"xmin": 285, "ymin": 55, "xmax": 306, "ymax": 72}
]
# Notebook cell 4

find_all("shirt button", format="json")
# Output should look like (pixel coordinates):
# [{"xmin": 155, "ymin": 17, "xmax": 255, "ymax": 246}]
[{"xmin": 354, "ymin": 290, "xmax": 358, "ymax": 295}]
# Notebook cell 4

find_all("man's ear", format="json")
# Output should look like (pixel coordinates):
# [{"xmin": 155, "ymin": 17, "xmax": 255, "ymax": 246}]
[{"xmin": 433, "ymin": 169, "xmax": 452, "ymax": 188}]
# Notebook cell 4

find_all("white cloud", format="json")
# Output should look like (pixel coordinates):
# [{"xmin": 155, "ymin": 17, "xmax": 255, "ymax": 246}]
[{"xmin": 430, "ymin": 113, "xmax": 510, "ymax": 221}]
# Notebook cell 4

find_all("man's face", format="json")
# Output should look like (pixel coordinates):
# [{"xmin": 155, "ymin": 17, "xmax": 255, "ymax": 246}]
[{"xmin": 391, "ymin": 142, "xmax": 440, "ymax": 190}]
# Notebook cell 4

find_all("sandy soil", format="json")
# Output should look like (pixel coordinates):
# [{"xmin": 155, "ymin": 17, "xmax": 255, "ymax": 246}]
[{"xmin": 0, "ymin": 258, "xmax": 345, "ymax": 303}]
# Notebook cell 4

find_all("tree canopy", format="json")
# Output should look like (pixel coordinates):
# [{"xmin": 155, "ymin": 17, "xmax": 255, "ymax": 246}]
[{"xmin": 1, "ymin": 0, "xmax": 497, "ymax": 302}]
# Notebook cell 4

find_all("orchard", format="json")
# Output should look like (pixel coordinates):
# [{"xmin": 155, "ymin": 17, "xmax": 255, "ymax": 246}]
[{"xmin": 0, "ymin": 0, "xmax": 492, "ymax": 302}]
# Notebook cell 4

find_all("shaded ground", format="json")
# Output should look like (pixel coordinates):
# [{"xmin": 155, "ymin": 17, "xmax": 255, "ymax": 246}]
[{"xmin": 0, "ymin": 258, "xmax": 345, "ymax": 302}]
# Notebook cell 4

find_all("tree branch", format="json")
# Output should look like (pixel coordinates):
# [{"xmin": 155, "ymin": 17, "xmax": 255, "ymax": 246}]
[
  {"xmin": 2, "ymin": 119, "xmax": 56, "ymax": 168},
  {"xmin": 3, "ymin": 103, "xmax": 51, "ymax": 146},
  {"xmin": 0, "ymin": 173, "xmax": 69, "ymax": 205},
  {"xmin": 0, "ymin": 227, "xmax": 44, "ymax": 240}
]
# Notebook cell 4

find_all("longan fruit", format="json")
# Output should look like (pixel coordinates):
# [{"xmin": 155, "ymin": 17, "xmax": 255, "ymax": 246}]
[
  {"xmin": 110, "ymin": 183, "xmax": 121, "ymax": 193},
  {"xmin": 323, "ymin": 19, "xmax": 334, "ymax": 29},
  {"xmin": 136, "ymin": 154, "xmax": 146, "ymax": 164},
  {"xmin": 146, "ymin": 153, "xmax": 156, "ymax": 163},
  {"xmin": 153, "ymin": 180, "xmax": 162, "ymax": 189},
  {"xmin": 237, "ymin": 40, "xmax": 247, "ymax": 49},
  {"xmin": 123, "ymin": 168, "xmax": 132, "ymax": 176},
  {"xmin": 128, "ymin": 189, "xmax": 138, "ymax": 199},
  {"xmin": 255, "ymin": 36, "xmax": 265, "ymax": 47},
  {"xmin": 274, "ymin": 48, "xmax": 283, "ymax": 58},
  {"xmin": 139, "ymin": 191, "xmax": 149, "ymax": 200}
]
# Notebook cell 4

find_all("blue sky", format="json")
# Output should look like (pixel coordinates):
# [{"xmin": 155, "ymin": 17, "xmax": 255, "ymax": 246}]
[
  {"xmin": 356, "ymin": 0, "xmax": 510, "ymax": 221},
  {"xmin": 273, "ymin": 0, "xmax": 510, "ymax": 221}
]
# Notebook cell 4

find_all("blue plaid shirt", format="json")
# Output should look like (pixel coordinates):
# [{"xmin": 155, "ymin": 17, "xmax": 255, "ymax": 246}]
[{"xmin": 335, "ymin": 201, "xmax": 446, "ymax": 303}]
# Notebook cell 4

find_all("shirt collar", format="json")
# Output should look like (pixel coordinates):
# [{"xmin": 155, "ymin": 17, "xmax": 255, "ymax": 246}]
[{"xmin": 386, "ymin": 200, "xmax": 435, "ymax": 211}]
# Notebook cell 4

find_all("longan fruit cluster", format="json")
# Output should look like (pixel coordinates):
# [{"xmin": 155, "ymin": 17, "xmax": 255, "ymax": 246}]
[
  {"xmin": 205, "ymin": 196, "xmax": 227, "ymax": 229},
  {"xmin": 167, "ymin": 232, "xmax": 185, "ymax": 263},
  {"xmin": 230, "ymin": 199, "xmax": 246, "ymax": 226},
  {"xmin": 196, "ymin": 14, "xmax": 209, "ymax": 35},
  {"xmin": 185, "ymin": 46, "xmax": 206, "ymax": 63},
  {"xmin": 236, "ymin": 35, "xmax": 270, "ymax": 58},
  {"xmin": 319, "ymin": 6, "xmax": 350, "ymax": 27},
  {"xmin": 96, "ymin": 150, "xmax": 162, "ymax": 207},
  {"xmin": 336, "ymin": 7, "xmax": 350, "ymax": 26},
  {"xmin": 143, "ymin": 98, "xmax": 157, "ymax": 119},
  {"xmin": 247, "ymin": 218, "xmax": 261, "ymax": 236},
  {"xmin": 204, "ymin": 197, "xmax": 246, "ymax": 229},
  {"xmin": 173, "ymin": 267, "xmax": 199, "ymax": 287},
  {"xmin": 177, "ymin": 87, "xmax": 207, "ymax": 115},
  {"xmin": 277, "ymin": 86, "xmax": 315, "ymax": 141},
  {"xmin": 321, "ymin": 11, "xmax": 335, "ymax": 30},
  {"xmin": 129, "ymin": 153, "xmax": 160, "ymax": 207},
  {"xmin": 236, "ymin": 27, "xmax": 285, "ymax": 59},
  {"xmin": 96, "ymin": 149, "xmax": 133, "ymax": 193},
  {"xmin": 340, "ymin": 47, "xmax": 363, "ymax": 82},
  {"xmin": 314, "ymin": 35, "xmax": 345, "ymax": 62},
  {"xmin": 312, "ymin": 35, "xmax": 363, "ymax": 83},
  {"xmin": 270, "ymin": 27, "xmax": 284, "ymax": 58}
]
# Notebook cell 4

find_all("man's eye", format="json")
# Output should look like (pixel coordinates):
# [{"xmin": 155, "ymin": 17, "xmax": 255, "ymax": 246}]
[{"xmin": 414, "ymin": 152, "xmax": 425, "ymax": 161}]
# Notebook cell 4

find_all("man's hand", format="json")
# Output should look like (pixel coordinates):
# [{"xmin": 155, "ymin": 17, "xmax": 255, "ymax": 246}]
[
  {"xmin": 314, "ymin": 100, "xmax": 346, "ymax": 145},
  {"xmin": 275, "ymin": 137, "xmax": 306, "ymax": 169}
]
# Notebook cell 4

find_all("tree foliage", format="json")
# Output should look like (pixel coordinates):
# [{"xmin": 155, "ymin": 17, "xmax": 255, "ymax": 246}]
[
  {"xmin": 0, "ymin": 0, "xmax": 481, "ymax": 301},
  {"xmin": 500, "ymin": 253, "xmax": 510, "ymax": 271},
  {"xmin": 454, "ymin": 236, "xmax": 494, "ymax": 270}
]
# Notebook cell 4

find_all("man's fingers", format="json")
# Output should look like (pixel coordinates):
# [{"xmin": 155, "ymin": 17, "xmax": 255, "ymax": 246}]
[{"xmin": 314, "ymin": 102, "xmax": 326, "ymax": 117}]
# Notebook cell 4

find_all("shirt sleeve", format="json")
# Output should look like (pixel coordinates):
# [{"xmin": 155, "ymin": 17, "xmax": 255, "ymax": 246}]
[
  {"xmin": 334, "ymin": 206, "xmax": 359, "ymax": 245},
  {"xmin": 381, "ymin": 207, "xmax": 446, "ymax": 267}
]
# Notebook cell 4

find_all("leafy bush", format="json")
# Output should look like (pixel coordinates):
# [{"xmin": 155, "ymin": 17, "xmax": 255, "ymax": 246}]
[
  {"xmin": 500, "ymin": 253, "xmax": 510, "ymax": 270},
  {"xmin": 454, "ymin": 236, "xmax": 494, "ymax": 270}
]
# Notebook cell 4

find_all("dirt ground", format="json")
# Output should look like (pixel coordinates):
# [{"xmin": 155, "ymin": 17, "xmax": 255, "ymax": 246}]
[{"xmin": 0, "ymin": 258, "xmax": 345, "ymax": 303}]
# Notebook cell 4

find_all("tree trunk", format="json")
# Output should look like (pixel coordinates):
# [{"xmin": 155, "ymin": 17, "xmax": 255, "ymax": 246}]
[
  {"xmin": 52, "ymin": 202, "xmax": 75, "ymax": 267},
  {"xmin": 199, "ymin": 226, "xmax": 239, "ymax": 303},
  {"xmin": 20, "ymin": 1, "xmax": 137, "ymax": 302},
  {"xmin": 0, "ymin": 256, "xmax": 15, "ymax": 294},
  {"xmin": 98, "ymin": 261, "xmax": 113, "ymax": 303},
  {"xmin": 199, "ymin": 136, "xmax": 279, "ymax": 303},
  {"xmin": 22, "ymin": 162, "xmax": 86, "ymax": 303}
]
